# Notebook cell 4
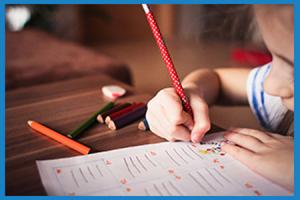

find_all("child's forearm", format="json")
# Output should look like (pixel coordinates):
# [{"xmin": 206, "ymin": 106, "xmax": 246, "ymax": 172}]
[{"xmin": 182, "ymin": 68, "xmax": 250, "ymax": 106}]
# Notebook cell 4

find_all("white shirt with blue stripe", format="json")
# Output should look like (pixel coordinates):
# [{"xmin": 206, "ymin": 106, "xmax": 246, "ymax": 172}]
[{"xmin": 247, "ymin": 63, "xmax": 288, "ymax": 132}]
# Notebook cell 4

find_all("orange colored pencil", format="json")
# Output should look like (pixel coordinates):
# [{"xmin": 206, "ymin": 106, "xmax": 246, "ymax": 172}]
[{"xmin": 27, "ymin": 120, "xmax": 91, "ymax": 155}]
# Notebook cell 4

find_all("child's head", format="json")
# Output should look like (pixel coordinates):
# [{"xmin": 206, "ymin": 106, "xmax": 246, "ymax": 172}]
[{"xmin": 254, "ymin": 5, "xmax": 294, "ymax": 111}]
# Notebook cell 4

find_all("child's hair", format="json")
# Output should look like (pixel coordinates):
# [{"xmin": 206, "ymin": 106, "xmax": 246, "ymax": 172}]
[{"xmin": 197, "ymin": 5, "xmax": 262, "ymax": 45}]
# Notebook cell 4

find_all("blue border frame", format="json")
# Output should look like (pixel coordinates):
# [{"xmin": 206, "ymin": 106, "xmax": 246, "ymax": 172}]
[
  {"xmin": 0, "ymin": 0, "xmax": 297, "ymax": 199},
  {"xmin": 1, "ymin": 0, "xmax": 296, "ymax": 4},
  {"xmin": 294, "ymin": 0, "xmax": 298, "ymax": 197}
]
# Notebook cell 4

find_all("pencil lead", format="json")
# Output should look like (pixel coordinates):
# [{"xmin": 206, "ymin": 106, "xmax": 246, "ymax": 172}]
[{"xmin": 138, "ymin": 121, "xmax": 145, "ymax": 131}]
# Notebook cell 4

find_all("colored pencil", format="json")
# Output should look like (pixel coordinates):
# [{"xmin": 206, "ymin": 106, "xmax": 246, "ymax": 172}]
[
  {"xmin": 108, "ymin": 105, "xmax": 147, "ymax": 130},
  {"xmin": 142, "ymin": 4, "xmax": 193, "ymax": 116},
  {"xmin": 97, "ymin": 102, "xmax": 131, "ymax": 123},
  {"xmin": 138, "ymin": 118, "xmax": 150, "ymax": 131},
  {"xmin": 105, "ymin": 102, "xmax": 145, "ymax": 124},
  {"xmin": 28, "ymin": 120, "xmax": 91, "ymax": 155},
  {"xmin": 68, "ymin": 102, "xmax": 114, "ymax": 138}
]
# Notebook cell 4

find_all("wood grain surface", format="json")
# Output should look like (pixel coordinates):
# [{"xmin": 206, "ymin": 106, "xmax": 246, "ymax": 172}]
[{"xmin": 6, "ymin": 75, "xmax": 222, "ymax": 195}]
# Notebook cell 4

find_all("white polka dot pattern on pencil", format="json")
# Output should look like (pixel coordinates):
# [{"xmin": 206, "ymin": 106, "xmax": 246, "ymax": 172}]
[{"xmin": 146, "ymin": 12, "xmax": 193, "ymax": 115}]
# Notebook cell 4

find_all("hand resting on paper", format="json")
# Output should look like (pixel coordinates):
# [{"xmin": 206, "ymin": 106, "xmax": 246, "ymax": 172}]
[{"xmin": 221, "ymin": 128, "xmax": 294, "ymax": 192}]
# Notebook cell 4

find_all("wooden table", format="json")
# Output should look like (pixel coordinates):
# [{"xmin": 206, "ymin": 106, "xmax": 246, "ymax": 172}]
[{"xmin": 6, "ymin": 75, "xmax": 222, "ymax": 196}]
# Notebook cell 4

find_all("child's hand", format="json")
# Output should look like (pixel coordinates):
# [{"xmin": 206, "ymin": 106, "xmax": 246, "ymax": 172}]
[
  {"xmin": 222, "ymin": 128, "xmax": 294, "ymax": 192},
  {"xmin": 146, "ymin": 87, "xmax": 211, "ymax": 143}
]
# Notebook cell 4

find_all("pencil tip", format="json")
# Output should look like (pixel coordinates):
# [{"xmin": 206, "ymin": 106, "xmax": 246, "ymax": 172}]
[
  {"xmin": 96, "ymin": 114, "xmax": 103, "ymax": 123},
  {"xmin": 27, "ymin": 120, "xmax": 33, "ymax": 126},
  {"xmin": 138, "ymin": 121, "xmax": 145, "ymax": 131},
  {"xmin": 105, "ymin": 117, "xmax": 110, "ymax": 125},
  {"xmin": 108, "ymin": 121, "xmax": 116, "ymax": 130}
]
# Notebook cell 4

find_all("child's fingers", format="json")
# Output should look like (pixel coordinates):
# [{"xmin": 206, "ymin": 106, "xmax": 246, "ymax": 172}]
[
  {"xmin": 156, "ymin": 88, "xmax": 194, "ymax": 129},
  {"xmin": 164, "ymin": 107, "xmax": 194, "ymax": 130},
  {"xmin": 152, "ymin": 124, "xmax": 176, "ymax": 142},
  {"xmin": 228, "ymin": 128, "xmax": 272, "ymax": 143},
  {"xmin": 224, "ymin": 132, "xmax": 268, "ymax": 152},
  {"xmin": 190, "ymin": 95, "xmax": 211, "ymax": 143},
  {"xmin": 160, "ymin": 108, "xmax": 191, "ymax": 141},
  {"xmin": 269, "ymin": 133, "xmax": 291, "ymax": 140},
  {"xmin": 157, "ymin": 89, "xmax": 184, "ymax": 125},
  {"xmin": 147, "ymin": 102, "xmax": 189, "ymax": 142},
  {"xmin": 146, "ymin": 109, "xmax": 175, "ymax": 141},
  {"xmin": 146, "ymin": 102, "xmax": 167, "ymax": 135},
  {"xmin": 166, "ymin": 125, "xmax": 191, "ymax": 141},
  {"xmin": 221, "ymin": 143, "xmax": 257, "ymax": 168}
]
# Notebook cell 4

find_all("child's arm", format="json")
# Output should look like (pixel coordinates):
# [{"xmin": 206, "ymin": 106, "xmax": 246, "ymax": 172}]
[
  {"xmin": 146, "ymin": 68, "xmax": 251, "ymax": 143},
  {"xmin": 182, "ymin": 68, "xmax": 251, "ymax": 105}
]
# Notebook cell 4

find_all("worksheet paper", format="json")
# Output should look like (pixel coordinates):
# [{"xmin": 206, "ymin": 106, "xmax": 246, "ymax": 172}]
[{"xmin": 36, "ymin": 132, "xmax": 291, "ymax": 196}]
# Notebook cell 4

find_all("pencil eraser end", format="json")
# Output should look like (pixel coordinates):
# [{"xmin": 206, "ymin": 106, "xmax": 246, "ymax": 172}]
[
  {"xmin": 67, "ymin": 134, "xmax": 73, "ymax": 138},
  {"xmin": 102, "ymin": 85, "xmax": 126, "ymax": 100}
]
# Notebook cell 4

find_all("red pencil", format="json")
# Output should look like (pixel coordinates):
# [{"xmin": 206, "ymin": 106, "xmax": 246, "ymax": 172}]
[
  {"xmin": 105, "ymin": 102, "xmax": 145, "ymax": 124},
  {"xmin": 142, "ymin": 4, "xmax": 193, "ymax": 116},
  {"xmin": 108, "ymin": 105, "xmax": 147, "ymax": 130},
  {"xmin": 97, "ymin": 102, "xmax": 131, "ymax": 123}
]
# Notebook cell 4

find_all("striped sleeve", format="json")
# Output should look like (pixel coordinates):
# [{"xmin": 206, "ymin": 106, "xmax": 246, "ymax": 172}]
[{"xmin": 246, "ymin": 63, "xmax": 288, "ymax": 131}]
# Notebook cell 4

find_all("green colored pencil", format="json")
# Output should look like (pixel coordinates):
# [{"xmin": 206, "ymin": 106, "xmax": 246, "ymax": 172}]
[{"xmin": 68, "ymin": 102, "xmax": 114, "ymax": 138}]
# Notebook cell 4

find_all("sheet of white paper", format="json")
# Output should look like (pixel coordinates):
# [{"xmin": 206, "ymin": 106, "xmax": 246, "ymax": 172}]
[{"xmin": 36, "ymin": 132, "xmax": 291, "ymax": 196}]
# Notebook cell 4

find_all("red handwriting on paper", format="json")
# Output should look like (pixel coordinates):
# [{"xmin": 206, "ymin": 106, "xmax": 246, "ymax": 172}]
[
  {"xmin": 120, "ymin": 178, "xmax": 127, "ymax": 185},
  {"xmin": 105, "ymin": 160, "xmax": 112, "ymax": 165},
  {"xmin": 245, "ymin": 182, "xmax": 253, "ymax": 189},
  {"xmin": 254, "ymin": 190, "xmax": 262, "ymax": 196}
]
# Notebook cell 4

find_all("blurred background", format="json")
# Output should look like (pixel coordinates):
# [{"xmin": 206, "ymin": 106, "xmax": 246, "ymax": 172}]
[{"xmin": 6, "ymin": 4, "xmax": 273, "ymax": 129}]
